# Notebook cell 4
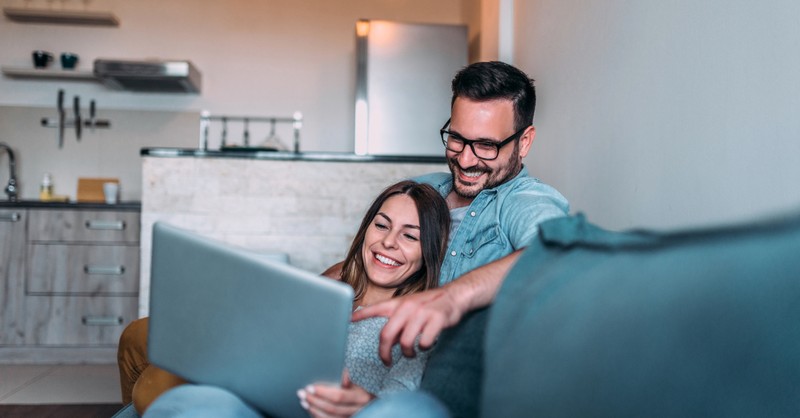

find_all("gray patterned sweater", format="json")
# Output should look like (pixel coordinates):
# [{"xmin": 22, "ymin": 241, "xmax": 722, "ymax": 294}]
[{"xmin": 346, "ymin": 307, "xmax": 430, "ymax": 396}]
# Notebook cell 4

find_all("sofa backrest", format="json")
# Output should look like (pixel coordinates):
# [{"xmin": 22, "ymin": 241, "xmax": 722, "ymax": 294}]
[{"xmin": 484, "ymin": 213, "xmax": 800, "ymax": 417}]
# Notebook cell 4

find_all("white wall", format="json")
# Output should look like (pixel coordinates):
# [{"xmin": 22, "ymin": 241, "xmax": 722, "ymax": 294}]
[
  {"xmin": 0, "ymin": 0, "xmax": 469, "ymax": 153},
  {"xmin": 517, "ymin": 0, "xmax": 800, "ymax": 230},
  {"xmin": 0, "ymin": 106, "xmax": 197, "ymax": 201}
]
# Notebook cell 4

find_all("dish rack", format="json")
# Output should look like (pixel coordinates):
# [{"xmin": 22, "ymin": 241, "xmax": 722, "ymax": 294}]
[{"xmin": 198, "ymin": 111, "xmax": 303, "ymax": 153}]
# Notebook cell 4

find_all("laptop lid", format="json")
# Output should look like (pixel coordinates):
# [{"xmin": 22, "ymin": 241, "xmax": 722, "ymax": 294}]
[{"xmin": 148, "ymin": 222, "xmax": 354, "ymax": 418}]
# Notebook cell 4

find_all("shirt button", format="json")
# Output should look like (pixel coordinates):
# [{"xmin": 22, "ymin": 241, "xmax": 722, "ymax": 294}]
[
  {"xmin": 468, "ymin": 249, "xmax": 473, "ymax": 254},
  {"xmin": 451, "ymin": 250, "xmax": 457, "ymax": 256},
  {"xmin": 470, "ymin": 211, "xmax": 476, "ymax": 217}
]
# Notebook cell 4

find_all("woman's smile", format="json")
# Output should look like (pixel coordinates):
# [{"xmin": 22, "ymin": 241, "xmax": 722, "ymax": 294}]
[{"xmin": 373, "ymin": 252, "xmax": 403, "ymax": 267}]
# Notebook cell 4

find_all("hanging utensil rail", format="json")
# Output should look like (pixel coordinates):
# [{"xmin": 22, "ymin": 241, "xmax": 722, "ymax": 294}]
[{"xmin": 199, "ymin": 111, "xmax": 303, "ymax": 153}]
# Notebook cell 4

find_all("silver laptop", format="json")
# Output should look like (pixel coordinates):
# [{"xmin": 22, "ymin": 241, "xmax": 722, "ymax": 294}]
[{"xmin": 148, "ymin": 222, "xmax": 354, "ymax": 418}]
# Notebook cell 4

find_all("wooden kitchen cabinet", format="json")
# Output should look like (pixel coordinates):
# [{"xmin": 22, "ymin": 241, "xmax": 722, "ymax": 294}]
[
  {"xmin": 24, "ymin": 209, "xmax": 140, "ymax": 346},
  {"xmin": 0, "ymin": 208, "xmax": 27, "ymax": 345},
  {"xmin": 28, "ymin": 209, "xmax": 140, "ymax": 243},
  {"xmin": 27, "ymin": 244, "xmax": 139, "ymax": 294},
  {"xmin": 25, "ymin": 294, "xmax": 138, "ymax": 345},
  {"xmin": 0, "ymin": 204, "xmax": 141, "ymax": 362}
]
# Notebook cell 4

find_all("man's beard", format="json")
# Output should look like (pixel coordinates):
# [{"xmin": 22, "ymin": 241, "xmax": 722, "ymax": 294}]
[{"xmin": 448, "ymin": 143, "xmax": 522, "ymax": 199}]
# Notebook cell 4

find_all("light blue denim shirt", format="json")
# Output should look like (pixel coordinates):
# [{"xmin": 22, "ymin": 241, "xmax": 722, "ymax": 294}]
[{"xmin": 416, "ymin": 167, "xmax": 569, "ymax": 285}]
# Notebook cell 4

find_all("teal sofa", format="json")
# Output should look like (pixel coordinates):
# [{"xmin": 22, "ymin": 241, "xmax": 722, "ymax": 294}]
[{"xmin": 420, "ymin": 213, "xmax": 800, "ymax": 417}]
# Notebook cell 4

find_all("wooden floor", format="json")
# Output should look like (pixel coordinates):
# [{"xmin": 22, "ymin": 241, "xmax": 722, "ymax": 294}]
[
  {"xmin": 0, "ymin": 364, "xmax": 120, "ymax": 404},
  {"xmin": 0, "ymin": 403, "xmax": 123, "ymax": 418}
]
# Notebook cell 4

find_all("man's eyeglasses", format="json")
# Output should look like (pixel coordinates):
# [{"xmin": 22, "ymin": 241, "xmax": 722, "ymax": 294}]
[{"xmin": 440, "ymin": 118, "xmax": 529, "ymax": 161}]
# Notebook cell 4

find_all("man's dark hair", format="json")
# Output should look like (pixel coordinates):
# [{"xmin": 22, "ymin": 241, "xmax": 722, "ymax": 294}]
[{"xmin": 451, "ymin": 61, "xmax": 536, "ymax": 131}]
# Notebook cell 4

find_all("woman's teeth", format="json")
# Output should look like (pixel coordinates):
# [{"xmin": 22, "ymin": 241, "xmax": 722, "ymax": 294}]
[{"xmin": 375, "ymin": 254, "xmax": 400, "ymax": 266}]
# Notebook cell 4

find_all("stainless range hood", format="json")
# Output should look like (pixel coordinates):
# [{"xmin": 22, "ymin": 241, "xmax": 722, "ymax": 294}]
[{"xmin": 93, "ymin": 59, "xmax": 201, "ymax": 93}]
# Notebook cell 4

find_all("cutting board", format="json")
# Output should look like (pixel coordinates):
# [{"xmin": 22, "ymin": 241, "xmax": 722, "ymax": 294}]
[{"xmin": 77, "ymin": 177, "xmax": 119, "ymax": 203}]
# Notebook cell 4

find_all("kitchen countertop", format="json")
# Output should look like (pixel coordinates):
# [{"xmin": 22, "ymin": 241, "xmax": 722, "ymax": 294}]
[
  {"xmin": 0, "ymin": 200, "xmax": 141, "ymax": 211},
  {"xmin": 141, "ymin": 148, "xmax": 447, "ymax": 164}
]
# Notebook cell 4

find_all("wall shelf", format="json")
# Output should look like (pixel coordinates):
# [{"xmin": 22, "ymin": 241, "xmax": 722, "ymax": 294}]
[
  {"xmin": 3, "ymin": 7, "xmax": 119, "ymax": 26},
  {"xmin": 2, "ymin": 66, "xmax": 99, "ymax": 82}
]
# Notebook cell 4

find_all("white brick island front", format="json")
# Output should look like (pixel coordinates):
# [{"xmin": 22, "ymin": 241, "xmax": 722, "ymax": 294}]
[{"xmin": 139, "ymin": 149, "xmax": 447, "ymax": 316}]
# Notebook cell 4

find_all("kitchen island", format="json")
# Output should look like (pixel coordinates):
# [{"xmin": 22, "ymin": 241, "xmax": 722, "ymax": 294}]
[{"xmin": 139, "ymin": 148, "xmax": 448, "ymax": 316}]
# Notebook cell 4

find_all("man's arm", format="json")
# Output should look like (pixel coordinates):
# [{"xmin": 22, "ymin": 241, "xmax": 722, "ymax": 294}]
[
  {"xmin": 322, "ymin": 261, "xmax": 344, "ymax": 279},
  {"xmin": 351, "ymin": 250, "xmax": 523, "ymax": 365}
]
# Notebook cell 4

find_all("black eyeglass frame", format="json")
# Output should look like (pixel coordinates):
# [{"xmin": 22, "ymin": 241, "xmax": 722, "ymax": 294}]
[{"xmin": 439, "ymin": 118, "xmax": 530, "ymax": 161}]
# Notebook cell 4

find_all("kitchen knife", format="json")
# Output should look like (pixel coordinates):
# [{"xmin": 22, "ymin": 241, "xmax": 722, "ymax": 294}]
[
  {"xmin": 57, "ymin": 89, "xmax": 65, "ymax": 148},
  {"xmin": 89, "ymin": 100, "xmax": 96, "ymax": 132},
  {"xmin": 74, "ymin": 96, "xmax": 82, "ymax": 141}
]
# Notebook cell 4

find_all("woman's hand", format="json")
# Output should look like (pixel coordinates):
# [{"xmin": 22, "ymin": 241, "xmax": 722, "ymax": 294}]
[{"xmin": 298, "ymin": 370, "xmax": 375, "ymax": 418}]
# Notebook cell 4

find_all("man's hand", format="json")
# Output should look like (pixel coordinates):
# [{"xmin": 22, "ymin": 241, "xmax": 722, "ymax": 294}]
[
  {"xmin": 352, "ymin": 286, "xmax": 466, "ymax": 365},
  {"xmin": 299, "ymin": 370, "xmax": 374, "ymax": 418},
  {"xmin": 352, "ymin": 250, "xmax": 524, "ymax": 365}
]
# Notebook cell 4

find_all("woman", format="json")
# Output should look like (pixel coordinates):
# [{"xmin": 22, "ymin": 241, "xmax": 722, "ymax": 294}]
[{"xmin": 144, "ymin": 180, "xmax": 450, "ymax": 418}]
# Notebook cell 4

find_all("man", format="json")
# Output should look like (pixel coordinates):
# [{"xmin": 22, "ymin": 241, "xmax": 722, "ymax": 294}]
[
  {"xmin": 352, "ymin": 60, "xmax": 568, "ymax": 362},
  {"xmin": 121, "ymin": 61, "xmax": 569, "ymax": 417}
]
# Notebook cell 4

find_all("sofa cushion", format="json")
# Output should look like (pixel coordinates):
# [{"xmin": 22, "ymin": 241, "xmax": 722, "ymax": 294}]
[
  {"xmin": 483, "ymin": 213, "xmax": 800, "ymax": 417},
  {"xmin": 420, "ymin": 307, "xmax": 488, "ymax": 418}
]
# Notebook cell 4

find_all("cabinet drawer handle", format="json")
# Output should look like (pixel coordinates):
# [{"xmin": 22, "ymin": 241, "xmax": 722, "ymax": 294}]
[
  {"xmin": 82, "ymin": 316, "xmax": 123, "ymax": 326},
  {"xmin": 85, "ymin": 220, "xmax": 126, "ymax": 230},
  {"xmin": 0, "ymin": 212, "xmax": 21, "ymax": 222},
  {"xmin": 84, "ymin": 265, "xmax": 126, "ymax": 275}
]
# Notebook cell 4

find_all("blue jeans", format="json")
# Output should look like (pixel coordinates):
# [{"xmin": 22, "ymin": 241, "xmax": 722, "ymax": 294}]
[
  {"xmin": 143, "ymin": 384, "xmax": 449, "ymax": 418},
  {"xmin": 143, "ymin": 385, "xmax": 262, "ymax": 418},
  {"xmin": 354, "ymin": 390, "xmax": 450, "ymax": 418}
]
